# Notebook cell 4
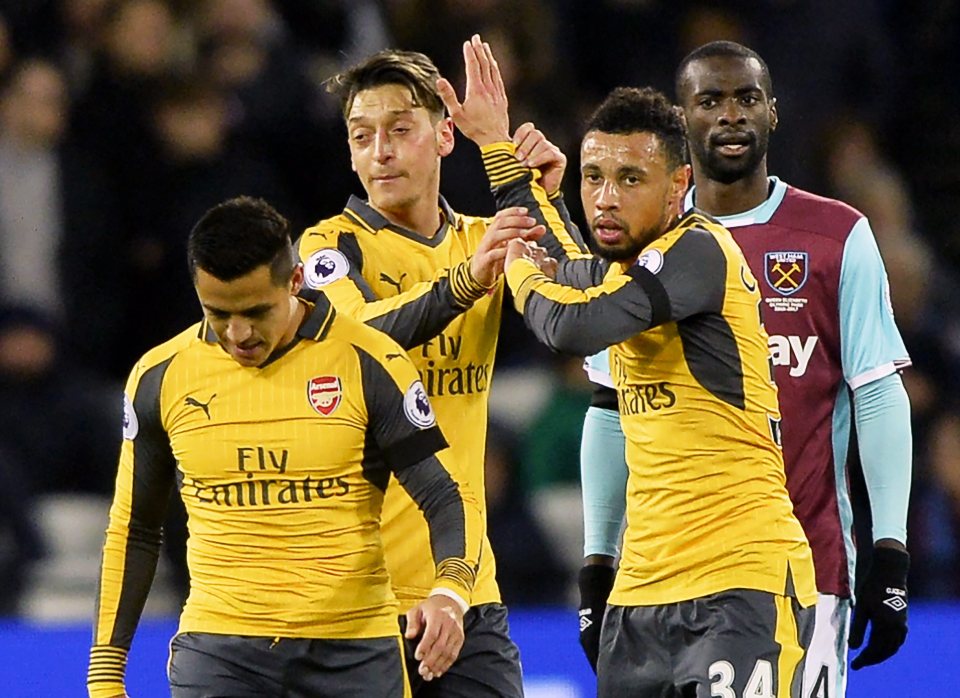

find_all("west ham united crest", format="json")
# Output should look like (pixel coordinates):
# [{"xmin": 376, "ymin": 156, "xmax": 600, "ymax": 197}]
[
  {"xmin": 764, "ymin": 251, "xmax": 808, "ymax": 296},
  {"xmin": 308, "ymin": 376, "xmax": 342, "ymax": 416}
]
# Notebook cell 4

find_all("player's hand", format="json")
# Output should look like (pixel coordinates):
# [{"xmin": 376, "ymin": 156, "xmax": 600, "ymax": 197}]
[
  {"xmin": 849, "ymin": 545, "xmax": 909, "ymax": 670},
  {"xmin": 578, "ymin": 561, "xmax": 615, "ymax": 673},
  {"xmin": 404, "ymin": 596, "xmax": 465, "ymax": 681},
  {"xmin": 472, "ymin": 207, "xmax": 545, "ymax": 286},
  {"xmin": 507, "ymin": 240, "xmax": 556, "ymax": 278},
  {"xmin": 513, "ymin": 122, "xmax": 567, "ymax": 197},
  {"xmin": 436, "ymin": 34, "xmax": 510, "ymax": 147}
]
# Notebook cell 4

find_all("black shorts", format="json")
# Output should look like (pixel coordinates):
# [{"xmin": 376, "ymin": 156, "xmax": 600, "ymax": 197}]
[
  {"xmin": 597, "ymin": 590, "xmax": 814, "ymax": 698},
  {"xmin": 168, "ymin": 631, "xmax": 409, "ymax": 697},
  {"xmin": 401, "ymin": 603, "xmax": 523, "ymax": 698}
]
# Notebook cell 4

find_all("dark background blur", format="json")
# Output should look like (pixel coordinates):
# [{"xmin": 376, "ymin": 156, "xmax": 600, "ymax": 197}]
[{"xmin": 1, "ymin": 0, "xmax": 958, "ymax": 620}]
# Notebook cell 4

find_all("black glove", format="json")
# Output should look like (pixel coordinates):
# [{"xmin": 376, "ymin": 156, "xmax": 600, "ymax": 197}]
[
  {"xmin": 578, "ymin": 563, "xmax": 615, "ymax": 673},
  {"xmin": 849, "ymin": 546, "xmax": 909, "ymax": 670}
]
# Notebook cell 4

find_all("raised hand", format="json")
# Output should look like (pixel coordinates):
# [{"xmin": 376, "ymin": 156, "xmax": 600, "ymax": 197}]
[
  {"xmin": 471, "ymin": 207, "xmax": 545, "ymax": 286},
  {"xmin": 513, "ymin": 122, "xmax": 567, "ymax": 197},
  {"xmin": 436, "ymin": 34, "xmax": 510, "ymax": 147},
  {"xmin": 404, "ymin": 595, "xmax": 466, "ymax": 681}
]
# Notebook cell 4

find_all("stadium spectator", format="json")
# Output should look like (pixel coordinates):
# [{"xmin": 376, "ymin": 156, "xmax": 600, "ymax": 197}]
[{"xmin": 0, "ymin": 56, "xmax": 127, "ymax": 379}]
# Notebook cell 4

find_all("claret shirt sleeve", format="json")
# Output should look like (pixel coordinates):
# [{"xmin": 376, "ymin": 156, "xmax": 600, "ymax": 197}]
[{"xmin": 354, "ymin": 343, "xmax": 480, "ymax": 606}]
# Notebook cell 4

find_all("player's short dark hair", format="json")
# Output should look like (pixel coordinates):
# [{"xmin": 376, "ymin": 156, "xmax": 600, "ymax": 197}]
[
  {"xmin": 585, "ymin": 86, "xmax": 688, "ymax": 170},
  {"xmin": 675, "ymin": 41, "xmax": 774, "ymax": 100},
  {"xmin": 187, "ymin": 196, "xmax": 296, "ymax": 285},
  {"xmin": 325, "ymin": 49, "xmax": 445, "ymax": 122}
]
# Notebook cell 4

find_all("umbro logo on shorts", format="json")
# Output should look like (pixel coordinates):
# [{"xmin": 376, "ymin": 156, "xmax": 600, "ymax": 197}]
[{"xmin": 578, "ymin": 608, "xmax": 593, "ymax": 632}]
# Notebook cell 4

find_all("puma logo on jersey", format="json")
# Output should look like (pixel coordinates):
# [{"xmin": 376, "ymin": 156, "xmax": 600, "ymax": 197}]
[
  {"xmin": 740, "ymin": 264, "xmax": 757, "ymax": 292},
  {"xmin": 380, "ymin": 272, "xmax": 407, "ymax": 293},
  {"xmin": 185, "ymin": 394, "xmax": 216, "ymax": 419},
  {"xmin": 768, "ymin": 335, "xmax": 817, "ymax": 377},
  {"xmin": 385, "ymin": 353, "xmax": 404, "ymax": 361}
]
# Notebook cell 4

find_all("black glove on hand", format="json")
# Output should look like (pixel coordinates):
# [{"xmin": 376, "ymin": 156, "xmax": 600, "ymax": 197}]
[
  {"xmin": 849, "ymin": 547, "xmax": 909, "ymax": 670},
  {"xmin": 578, "ymin": 564, "xmax": 615, "ymax": 673}
]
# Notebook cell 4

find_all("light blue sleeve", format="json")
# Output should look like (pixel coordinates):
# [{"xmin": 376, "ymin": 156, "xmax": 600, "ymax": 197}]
[
  {"xmin": 839, "ymin": 218, "xmax": 911, "ymax": 389},
  {"xmin": 580, "ymin": 405, "xmax": 627, "ymax": 557},
  {"xmin": 582, "ymin": 349, "xmax": 614, "ymax": 389},
  {"xmin": 852, "ymin": 372, "xmax": 912, "ymax": 543}
]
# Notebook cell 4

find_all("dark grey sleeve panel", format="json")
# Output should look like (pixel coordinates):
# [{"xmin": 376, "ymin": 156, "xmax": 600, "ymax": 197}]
[
  {"xmin": 336, "ymin": 233, "xmax": 376, "ymax": 303},
  {"xmin": 518, "ymin": 228, "xmax": 729, "ymax": 357},
  {"xmin": 334, "ymin": 232, "xmax": 467, "ymax": 351},
  {"xmin": 355, "ymin": 346, "xmax": 449, "ymax": 469},
  {"xmin": 361, "ymin": 284, "xmax": 464, "ymax": 350},
  {"xmin": 654, "ymin": 227, "xmax": 727, "ymax": 321},
  {"xmin": 678, "ymin": 315, "xmax": 745, "ymax": 409},
  {"xmin": 394, "ymin": 454, "xmax": 468, "ymax": 563},
  {"xmin": 109, "ymin": 359, "xmax": 177, "ymax": 648},
  {"xmin": 625, "ymin": 267, "xmax": 671, "ymax": 327},
  {"xmin": 521, "ymin": 276, "xmax": 658, "ymax": 357},
  {"xmin": 556, "ymin": 257, "xmax": 610, "ymax": 289}
]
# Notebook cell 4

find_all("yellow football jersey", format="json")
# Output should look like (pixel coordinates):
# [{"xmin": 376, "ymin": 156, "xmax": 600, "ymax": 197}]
[
  {"xmin": 298, "ymin": 143, "xmax": 587, "ymax": 610},
  {"xmin": 508, "ymin": 211, "xmax": 817, "ymax": 607},
  {"xmin": 89, "ymin": 297, "xmax": 480, "ymax": 696}
]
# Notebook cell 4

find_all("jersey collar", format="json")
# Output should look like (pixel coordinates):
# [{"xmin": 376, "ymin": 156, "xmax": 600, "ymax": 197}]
[
  {"xmin": 684, "ymin": 177, "xmax": 788, "ymax": 228},
  {"xmin": 342, "ymin": 194, "xmax": 457, "ymax": 248}
]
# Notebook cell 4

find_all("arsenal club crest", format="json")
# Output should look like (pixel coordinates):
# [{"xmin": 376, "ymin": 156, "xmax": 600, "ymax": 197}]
[
  {"xmin": 764, "ymin": 251, "xmax": 808, "ymax": 296},
  {"xmin": 308, "ymin": 376, "xmax": 342, "ymax": 416}
]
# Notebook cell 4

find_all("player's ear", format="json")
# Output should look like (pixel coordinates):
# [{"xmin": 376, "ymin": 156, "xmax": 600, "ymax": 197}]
[
  {"xmin": 769, "ymin": 97, "xmax": 779, "ymax": 132},
  {"xmin": 671, "ymin": 163, "xmax": 692, "ymax": 205},
  {"xmin": 289, "ymin": 263, "xmax": 304, "ymax": 295},
  {"xmin": 437, "ymin": 116, "xmax": 455, "ymax": 158}
]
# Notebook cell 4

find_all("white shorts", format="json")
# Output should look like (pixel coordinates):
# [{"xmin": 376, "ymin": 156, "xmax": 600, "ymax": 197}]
[{"xmin": 801, "ymin": 593, "xmax": 851, "ymax": 698}]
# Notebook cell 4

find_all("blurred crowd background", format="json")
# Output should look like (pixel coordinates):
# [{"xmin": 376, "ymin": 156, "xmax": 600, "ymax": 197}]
[{"xmin": 1, "ymin": 0, "xmax": 959, "ymax": 620}]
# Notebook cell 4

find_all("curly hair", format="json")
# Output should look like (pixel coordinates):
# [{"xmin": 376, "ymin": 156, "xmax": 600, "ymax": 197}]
[{"xmin": 584, "ymin": 86, "xmax": 688, "ymax": 169}]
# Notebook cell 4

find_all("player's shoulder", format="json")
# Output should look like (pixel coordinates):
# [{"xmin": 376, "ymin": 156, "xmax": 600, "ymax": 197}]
[
  {"xmin": 299, "ymin": 212, "xmax": 362, "ymax": 253},
  {"xmin": 130, "ymin": 322, "xmax": 207, "ymax": 381},
  {"xmin": 775, "ymin": 185, "xmax": 864, "ymax": 241},
  {"xmin": 451, "ymin": 208, "xmax": 492, "ymax": 243},
  {"xmin": 305, "ymin": 297, "xmax": 408, "ymax": 366},
  {"xmin": 660, "ymin": 209, "xmax": 731, "ymax": 253}
]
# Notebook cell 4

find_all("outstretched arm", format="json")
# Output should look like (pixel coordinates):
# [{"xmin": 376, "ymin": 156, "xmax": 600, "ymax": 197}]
[{"xmin": 437, "ymin": 35, "xmax": 588, "ymax": 262}]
